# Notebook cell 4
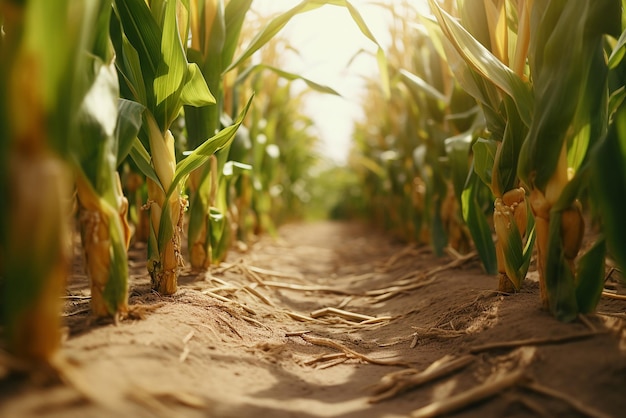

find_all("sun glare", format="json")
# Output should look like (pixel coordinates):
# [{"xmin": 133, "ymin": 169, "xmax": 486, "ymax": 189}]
[{"xmin": 250, "ymin": 0, "xmax": 427, "ymax": 164}]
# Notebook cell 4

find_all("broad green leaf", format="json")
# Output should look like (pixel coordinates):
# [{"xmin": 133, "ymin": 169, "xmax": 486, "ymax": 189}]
[
  {"xmin": 113, "ymin": 0, "xmax": 161, "ymax": 83},
  {"xmin": 153, "ymin": 0, "xmax": 187, "ymax": 130},
  {"xmin": 461, "ymin": 172, "xmax": 497, "ymax": 274},
  {"xmin": 119, "ymin": 35, "xmax": 149, "ymax": 105},
  {"xmin": 102, "ymin": 207, "xmax": 130, "ymax": 315},
  {"xmin": 180, "ymin": 63, "xmax": 217, "ymax": 107},
  {"xmin": 116, "ymin": 99, "xmax": 145, "ymax": 165},
  {"xmin": 76, "ymin": 57, "xmax": 119, "ymax": 188},
  {"xmin": 472, "ymin": 138, "xmax": 497, "ymax": 188}
]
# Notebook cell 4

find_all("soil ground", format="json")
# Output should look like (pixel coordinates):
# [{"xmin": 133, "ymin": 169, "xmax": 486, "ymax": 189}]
[{"xmin": 1, "ymin": 220, "xmax": 626, "ymax": 418}]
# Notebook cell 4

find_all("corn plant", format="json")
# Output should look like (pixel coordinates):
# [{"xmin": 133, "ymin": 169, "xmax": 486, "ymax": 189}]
[
  {"xmin": 518, "ymin": 0, "xmax": 621, "ymax": 319},
  {"xmin": 0, "ymin": 0, "xmax": 103, "ymax": 363},
  {"xmin": 427, "ymin": 0, "xmax": 622, "ymax": 319},
  {"xmin": 593, "ymin": 28, "xmax": 626, "ymax": 277},
  {"xmin": 111, "ymin": 0, "xmax": 251, "ymax": 295},
  {"xmin": 427, "ymin": 0, "xmax": 536, "ymax": 290},
  {"xmin": 346, "ymin": 1, "xmax": 479, "ymax": 256},
  {"xmin": 72, "ymin": 4, "xmax": 143, "ymax": 319}
]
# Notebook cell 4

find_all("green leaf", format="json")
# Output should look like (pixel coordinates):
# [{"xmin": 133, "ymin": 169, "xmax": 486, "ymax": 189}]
[
  {"xmin": 499, "ymin": 208, "xmax": 525, "ymax": 289},
  {"xmin": 492, "ymin": 96, "xmax": 526, "ymax": 196},
  {"xmin": 223, "ymin": 161, "xmax": 252, "ymax": 178},
  {"xmin": 153, "ymin": 0, "xmax": 188, "ymax": 130},
  {"xmin": 129, "ymin": 138, "xmax": 162, "ymax": 188},
  {"xmin": 520, "ymin": 0, "xmax": 617, "ymax": 191},
  {"xmin": 444, "ymin": 132, "xmax": 472, "ymax": 203},
  {"xmin": 399, "ymin": 69, "xmax": 448, "ymax": 103},
  {"xmin": 180, "ymin": 63, "xmax": 217, "ymax": 107},
  {"xmin": 116, "ymin": 99, "xmax": 145, "ymax": 166},
  {"xmin": 472, "ymin": 138, "xmax": 497, "ymax": 189},
  {"xmin": 545, "ymin": 211, "xmax": 579, "ymax": 322},
  {"xmin": 609, "ymin": 28, "xmax": 626, "ymax": 69},
  {"xmin": 118, "ymin": 35, "xmax": 149, "ymax": 105},
  {"xmin": 223, "ymin": 0, "xmax": 254, "ymax": 67},
  {"xmin": 462, "ymin": 172, "xmax": 497, "ymax": 274},
  {"xmin": 169, "ymin": 95, "xmax": 254, "ymax": 199},
  {"xmin": 428, "ymin": 0, "xmax": 533, "ymax": 125},
  {"xmin": 590, "ymin": 109, "xmax": 626, "ymax": 273},
  {"xmin": 113, "ymin": 0, "xmax": 161, "ymax": 83},
  {"xmin": 76, "ymin": 57, "xmax": 119, "ymax": 188},
  {"xmin": 236, "ymin": 64, "xmax": 340, "ymax": 96},
  {"xmin": 575, "ymin": 239, "xmax": 606, "ymax": 313}
]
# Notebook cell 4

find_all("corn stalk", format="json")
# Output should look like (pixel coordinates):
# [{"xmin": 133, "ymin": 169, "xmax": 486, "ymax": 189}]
[
  {"xmin": 111, "ymin": 0, "xmax": 250, "ymax": 294},
  {"xmin": 427, "ymin": 0, "xmax": 535, "ymax": 291},
  {"xmin": 72, "ymin": 4, "xmax": 144, "ymax": 319}
]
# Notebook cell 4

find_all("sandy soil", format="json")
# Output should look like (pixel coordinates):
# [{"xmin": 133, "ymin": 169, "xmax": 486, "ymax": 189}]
[{"xmin": 1, "ymin": 220, "xmax": 625, "ymax": 418}]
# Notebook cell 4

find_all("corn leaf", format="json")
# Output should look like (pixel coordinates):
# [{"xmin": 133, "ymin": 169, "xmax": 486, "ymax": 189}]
[
  {"xmin": 153, "ymin": 0, "xmax": 188, "ymax": 130},
  {"xmin": 575, "ymin": 239, "xmax": 606, "ymax": 313},
  {"xmin": 499, "ymin": 208, "xmax": 525, "ymax": 289},
  {"xmin": 236, "ymin": 64, "xmax": 340, "ymax": 96},
  {"xmin": 608, "ymin": 28, "xmax": 626, "ymax": 69},
  {"xmin": 399, "ymin": 69, "xmax": 448, "ymax": 103},
  {"xmin": 545, "ymin": 211, "xmax": 579, "ymax": 322},
  {"xmin": 129, "ymin": 140, "xmax": 162, "ymax": 188},
  {"xmin": 223, "ymin": 0, "xmax": 254, "ymax": 67},
  {"xmin": 224, "ymin": 1, "xmax": 324, "ymax": 73},
  {"xmin": 445, "ymin": 132, "xmax": 472, "ymax": 203},
  {"xmin": 590, "ymin": 106, "xmax": 626, "ymax": 273},
  {"xmin": 113, "ymin": 0, "xmax": 160, "ymax": 95},
  {"xmin": 472, "ymin": 138, "xmax": 497, "ymax": 188},
  {"xmin": 462, "ymin": 171, "xmax": 497, "ymax": 274},
  {"xmin": 118, "ymin": 35, "xmax": 149, "ymax": 106},
  {"xmin": 170, "ymin": 95, "xmax": 253, "ymax": 193},
  {"xmin": 428, "ymin": 0, "xmax": 532, "ymax": 125},
  {"xmin": 492, "ymin": 96, "xmax": 526, "ymax": 196},
  {"xmin": 116, "ymin": 99, "xmax": 145, "ymax": 165},
  {"xmin": 520, "ymin": 0, "xmax": 619, "ymax": 191},
  {"xmin": 225, "ymin": 0, "xmax": 389, "ymax": 97},
  {"xmin": 75, "ymin": 57, "xmax": 119, "ymax": 190},
  {"xmin": 180, "ymin": 63, "xmax": 217, "ymax": 106}
]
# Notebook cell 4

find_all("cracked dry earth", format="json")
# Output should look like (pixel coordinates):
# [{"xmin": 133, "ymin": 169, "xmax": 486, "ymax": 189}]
[{"xmin": 1, "ymin": 220, "xmax": 626, "ymax": 418}]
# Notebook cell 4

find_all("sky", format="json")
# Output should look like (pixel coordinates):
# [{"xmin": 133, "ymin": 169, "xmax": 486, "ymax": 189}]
[{"xmin": 250, "ymin": 0, "xmax": 424, "ymax": 165}]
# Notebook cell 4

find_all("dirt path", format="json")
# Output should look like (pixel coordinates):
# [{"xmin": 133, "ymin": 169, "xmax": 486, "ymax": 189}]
[{"xmin": 2, "ymin": 221, "xmax": 626, "ymax": 417}]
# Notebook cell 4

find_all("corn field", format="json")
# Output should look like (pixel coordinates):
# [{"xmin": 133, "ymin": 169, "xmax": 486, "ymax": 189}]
[{"xmin": 1, "ymin": 0, "xmax": 625, "ymax": 398}]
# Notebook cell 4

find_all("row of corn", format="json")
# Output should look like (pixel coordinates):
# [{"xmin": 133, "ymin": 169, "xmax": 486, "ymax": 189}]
[
  {"xmin": 344, "ymin": 0, "xmax": 626, "ymax": 322},
  {"xmin": 0, "ymin": 0, "xmax": 384, "ymax": 369}
]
